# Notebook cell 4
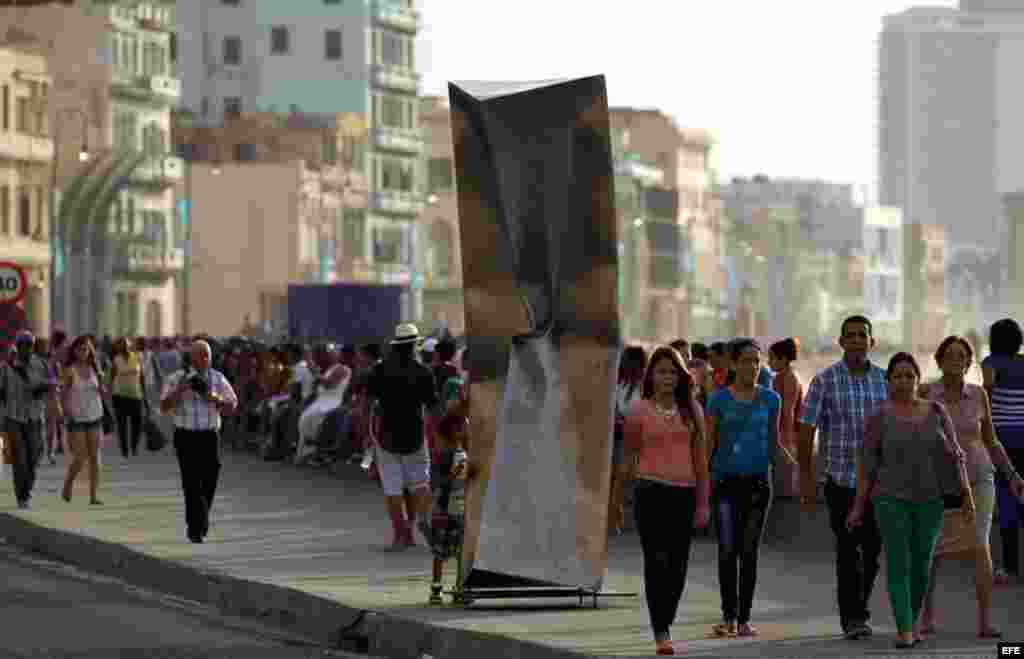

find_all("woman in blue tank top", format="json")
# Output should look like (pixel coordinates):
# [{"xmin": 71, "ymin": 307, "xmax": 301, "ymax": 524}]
[{"xmin": 982, "ymin": 319, "xmax": 1024, "ymax": 583}]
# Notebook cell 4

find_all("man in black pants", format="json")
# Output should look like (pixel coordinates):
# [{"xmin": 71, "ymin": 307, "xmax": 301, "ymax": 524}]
[
  {"xmin": 161, "ymin": 340, "xmax": 237, "ymax": 543},
  {"xmin": 798, "ymin": 316, "xmax": 889, "ymax": 640}
]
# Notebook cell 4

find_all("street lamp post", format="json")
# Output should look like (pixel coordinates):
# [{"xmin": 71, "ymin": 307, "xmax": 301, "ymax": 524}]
[{"xmin": 49, "ymin": 107, "xmax": 90, "ymax": 335}]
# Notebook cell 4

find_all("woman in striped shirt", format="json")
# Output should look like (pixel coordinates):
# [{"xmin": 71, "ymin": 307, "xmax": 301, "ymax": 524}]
[{"xmin": 982, "ymin": 318, "xmax": 1024, "ymax": 584}]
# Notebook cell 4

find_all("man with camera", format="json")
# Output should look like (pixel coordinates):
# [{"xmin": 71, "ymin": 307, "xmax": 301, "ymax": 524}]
[
  {"xmin": 160, "ymin": 340, "xmax": 237, "ymax": 543},
  {"xmin": 0, "ymin": 331, "xmax": 52, "ymax": 509}
]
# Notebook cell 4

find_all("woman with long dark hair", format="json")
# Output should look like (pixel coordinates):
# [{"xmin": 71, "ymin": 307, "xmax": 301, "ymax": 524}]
[
  {"xmin": 611, "ymin": 345, "xmax": 647, "ymax": 535},
  {"xmin": 623, "ymin": 346, "xmax": 710, "ymax": 656},
  {"xmin": 706, "ymin": 339, "xmax": 782, "ymax": 638},
  {"xmin": 110, "ymin": 336, "xmax": 147, "ymax": 458},
  {"xmin": 60, "ymin": 336, "xmax": 105, "ymax": 504}
]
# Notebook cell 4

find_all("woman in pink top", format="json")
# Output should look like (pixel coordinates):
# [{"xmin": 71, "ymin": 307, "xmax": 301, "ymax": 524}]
[
  {"xmin": 623, "ymin": 346, "xmax": 710, "ymax": 657},
  {"xmin": 769, "ymin": 338, "xmax": 804, "ymax": 498},
  {"xmin": 920, "ymin": 336, "xmax": 1024, "ymax": 639}
]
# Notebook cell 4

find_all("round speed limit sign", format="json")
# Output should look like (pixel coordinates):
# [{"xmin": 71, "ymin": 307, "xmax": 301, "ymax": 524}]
[{"xmin": 0, "ymin": 261, "xmax": 28, "ymax": 305}]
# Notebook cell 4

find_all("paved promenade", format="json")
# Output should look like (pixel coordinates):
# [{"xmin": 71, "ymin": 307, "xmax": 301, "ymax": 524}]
[{"xmin": 0, "ymin": 441, "xmax": 1014, "ymax": 658}]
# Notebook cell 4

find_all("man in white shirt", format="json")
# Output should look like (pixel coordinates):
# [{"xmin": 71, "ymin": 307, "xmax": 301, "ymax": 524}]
[{"xmin": 161, "ymin": 340, "xmax": 237, "ymax": 543}]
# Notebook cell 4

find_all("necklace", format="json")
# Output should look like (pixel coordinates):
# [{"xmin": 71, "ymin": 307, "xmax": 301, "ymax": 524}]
[{"xmin": 653, "ymin": 400, "xmax": 678, "ymax": 420}]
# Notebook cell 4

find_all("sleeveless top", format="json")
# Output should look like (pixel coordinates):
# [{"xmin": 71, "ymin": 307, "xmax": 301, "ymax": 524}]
[
  {"xmin": 66, "ymin": 367, "xmax": 104, "ymax": 423},
  {"xmin": 982, "ymin": 354, "xmax": 1024, "ymax": 448},
  {"xmin": 924, "ymin": 381, "xmax": 994, "ymax": 484},
  {"xmin": 112, "ymin": 353, "xmax": 144, "ymax": 399}
]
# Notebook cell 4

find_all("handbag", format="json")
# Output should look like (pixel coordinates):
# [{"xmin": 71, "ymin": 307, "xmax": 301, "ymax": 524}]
[
  {"xmin": 143, "ymin": 414, "xmax": 167, "ymax": 452},
  {"xmin": 929, "ymin": 400, "xmax": 965, "ymax": 510}
]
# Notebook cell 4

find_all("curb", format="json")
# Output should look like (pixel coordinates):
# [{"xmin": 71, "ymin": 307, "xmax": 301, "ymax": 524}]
[{"xmin": 0, "ymin": 512, "xmax": 586, "ymax": 659}]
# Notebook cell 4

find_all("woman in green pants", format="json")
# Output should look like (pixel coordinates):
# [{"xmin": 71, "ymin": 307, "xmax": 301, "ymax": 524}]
[{"xmin": 847, "ymin": 352, "xmax": 975, "ymax": 648}]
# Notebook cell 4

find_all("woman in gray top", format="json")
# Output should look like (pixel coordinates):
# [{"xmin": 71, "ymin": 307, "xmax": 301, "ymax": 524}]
[{"xmin": 847, "ymin": 353, "xmax": 974, "ymax": 648}]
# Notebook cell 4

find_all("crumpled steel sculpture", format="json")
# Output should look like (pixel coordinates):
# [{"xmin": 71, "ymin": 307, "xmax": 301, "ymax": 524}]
[{"xmin": 449, "ymin": 76, "xmax": 622, "ymax": 591}]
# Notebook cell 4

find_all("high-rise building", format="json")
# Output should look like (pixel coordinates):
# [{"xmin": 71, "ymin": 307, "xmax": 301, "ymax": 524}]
[
  {"xmin": 176, "ymin": 0, "xmax": 424, "ymax": 307},
  {"xmin": 879, "ymin": 4, "xmax": 1024, "ymax": 255}
]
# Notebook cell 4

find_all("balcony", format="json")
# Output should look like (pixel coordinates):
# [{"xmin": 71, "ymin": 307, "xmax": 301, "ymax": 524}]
[
  {"xmin": 129, "ymin": 155, "xmax": 184, "ymax": 187},
  {"xmin": 114, "ymin": 244, "xmax": 184, "ymax": 280},
  {"xmin": 371, "ymin": 190, "xmax": 423, "ymax": 217},
  {"xmin": 371, "ymin": 64, "xmax": 420, "ymax": 95},
  {"xmin": 372, "ymin": 1, "xmax": 422, "ymax": 33},
  {"xmin": 0, "ymin": 131, "xmax": 54, "ymax": 163},
  {"xmin": 149, "ymin": 75, "xmax": 181, "ymax": 103},
  {"xmin": 111, "ymin": 71, "xmax": 181, "ymax": 105},
  {"xmin": 371, "ymin": 126, "xmax": 422, "ymax": 155}
]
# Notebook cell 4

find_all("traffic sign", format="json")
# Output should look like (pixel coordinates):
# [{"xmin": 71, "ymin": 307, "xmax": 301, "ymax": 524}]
[
  {"xmin": 0, "ymin": 302, "xmax": 26, "ymax": 347},
  {"xmin": 0, "ymin": 261, "xmax": 28, "ymax": 306}
]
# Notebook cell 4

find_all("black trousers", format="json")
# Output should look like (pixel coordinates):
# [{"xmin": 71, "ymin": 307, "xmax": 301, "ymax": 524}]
[
  {"xmin": 6, "ymin": 419, "xmax": 43, "ymax": 503},
  {"xmin": 1000, "ymin": 447, "xmax": 1024, "ymax": 574},
  {"xmin": 173, "ymin": 428, "xmax": 221, "ymax": 538},
  {"xmin": 825, "ymin": 477, "xmax": 882, "ymax": 630},
  {"xmin": 634, "ymin": 480, "xmax": 697, "ymax": 637},
  {"xmin": 112, "ymin": 396, "xmax": 144, "ymax": 456},
  {"xmin": 714, "ymin": 474, "xmax": 772, "ymax": 624}
]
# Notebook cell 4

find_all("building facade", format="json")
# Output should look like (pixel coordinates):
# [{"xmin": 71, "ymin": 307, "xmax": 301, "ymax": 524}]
[
  {"xmin": 0, "ymin": 44, "xmax": 53, "ymax": 337},
  {"xmin": 880, "ymin": 3, "xmax": 1024, "ymax": 328},
  {"xmin": 862, "ymin": 205, "xmax": 904, "ymax": 347},
  {"xmin": 187, "ymin": 159, "xmax": 367, "ymax": 337},
  {"xmin": 105, "ymin": 1, "xmax": 182, "ymax": 338},
  {"xmin": 904, "ymin": 222, "xmax": 948, "ymax": 352},
  {"xmin": 609, "ymin": 108, "xmax": 719, "ymax": 343},
  {"xmin": 418, "ymin": 95, "xmax": 463, "ymax": 336},
  {"xmin": 176, "ymin": 0, "xmax": 424, "ymax": 318}
]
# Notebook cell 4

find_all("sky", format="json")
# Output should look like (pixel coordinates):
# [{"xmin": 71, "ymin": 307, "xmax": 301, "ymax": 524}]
[{"xmin": 417, "ymin": 1, "xmax": 959, "ymax": 196}]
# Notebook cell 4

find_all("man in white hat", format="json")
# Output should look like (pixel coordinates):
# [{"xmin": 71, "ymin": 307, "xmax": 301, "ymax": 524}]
[{"xmin": 366, "ymin": 323, "xmax": 440, "ymax": 548}]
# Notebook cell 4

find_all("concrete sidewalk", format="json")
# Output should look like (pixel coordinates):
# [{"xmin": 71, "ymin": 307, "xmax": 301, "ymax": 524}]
[{"xmin": 0, "ymin": 443, "xmax": 1013, "ymax": 659}]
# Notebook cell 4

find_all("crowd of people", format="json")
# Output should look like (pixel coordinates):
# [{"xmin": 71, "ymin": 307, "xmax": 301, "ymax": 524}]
[
  {"xmin": 4, "ymin": 315, "xmax": 1024, "ymax": 656},
  {"xmin": 618, "ymin": 315, "xmax": 1024, "ymax": 655}
]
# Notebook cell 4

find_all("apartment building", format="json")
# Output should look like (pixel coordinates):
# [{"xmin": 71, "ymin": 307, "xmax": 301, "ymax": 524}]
[
  {"xmin": 176, "ymin": 0, "xmax": 424, "ymax": 314},
  {"xmin": 187, "ymin": 159, "xmax": 364, "ymax": 337},
  {"xmin": 862, "ymin": 205, "xmax": 904, "ymax": 346},
  {"xmin": 609, "ymin": 107, "xmax": 719, "ymax": 342},
  {"xmin": 904, "ymin": 222, "xmax": 948, "ymax": 352},
  {"xmin": 0, "ymin": 43, "xmax": 53, "ymax": 336},
  {"xmin": 418, "ymin": 95, "xmax": 463, "ymax": 335}
]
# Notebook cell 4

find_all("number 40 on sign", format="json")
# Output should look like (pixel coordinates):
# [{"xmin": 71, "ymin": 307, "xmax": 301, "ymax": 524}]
[{"xmin": 0, "ymin": 261, "xmax": 28, "ymax": 306}]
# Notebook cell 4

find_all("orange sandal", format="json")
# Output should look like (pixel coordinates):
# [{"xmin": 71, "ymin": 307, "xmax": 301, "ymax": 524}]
[{"xmin": 713, "ymin": 621, "xmax": 737, "ymax": 637}]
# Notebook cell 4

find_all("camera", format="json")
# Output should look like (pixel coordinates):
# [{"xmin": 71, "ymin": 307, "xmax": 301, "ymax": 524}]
[{"xmin": 188, "ymin": 372, "xmax": 210, "ymax": 397}]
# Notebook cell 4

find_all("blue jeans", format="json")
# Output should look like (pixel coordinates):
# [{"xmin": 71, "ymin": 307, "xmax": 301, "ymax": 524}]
[{"xmin": 714, "ymin": 473, "xmax": 772, "ymax": 624}]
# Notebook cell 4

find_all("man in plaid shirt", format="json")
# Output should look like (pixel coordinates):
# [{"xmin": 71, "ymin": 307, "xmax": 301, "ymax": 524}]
[{"xmin": 799, "ymin": 315, "xmax": 888, "ymax": 640}]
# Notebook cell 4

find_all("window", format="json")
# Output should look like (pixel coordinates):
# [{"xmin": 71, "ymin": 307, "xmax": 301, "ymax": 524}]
[
  {"xmin": 221, "ymin": 0, "xmax": 240, "ymax": 5},
  {"xmin": 17, "ymin": 188, "xmax": 31, "ymax": 237},
  {"xmin": 271, "ymin": 26, "xmax": 289, "ymax": 54},
  {"xmin": 15, "ymin": 97, "xmax": 28, "ymax": 133},
  {"xmin": 380, "ymin": 95, "xmax": 406, "ymax": 128},
  {"xmin": 170, "ymin": 33, "xmax": 177, "ymax": 63},
  {"xmin": 201, "ymin": 96, "xmax": 209, "ymax": 117},
  {"xmin": 0, "ymin": 186, "xmax": 8, "ymax": 234},
  {"xmin": 35, "ymin": 186, "xmax": 44, "ymax": 238},
  {"xmin": 234, "ymin": 142, "xmax": 255, "ymax": 161},
  {"xmin": 428, "ymin": 157, "xmax": 453, "ymax": 192},
  {"xmin": 342, "ymin": 208, "xmax": 365, "ymax": 260},
  {"xmin": 224, "ymin": 96, "xmax": 241, "ymax": 119},
  {"xmin": 142, "ymin": 42, "xmax": 166, "ymax": 76},
  {"xmin": 372, "ymin": 224, "xmax": 408, "ymax": 264},
  {"xmin": 223, "ymin": 36, "xmax": 241, "ymax": 66},
  {"xmin": 113, "ymin": 111, "xmax": 138, "ymax": 150},
  {"xmin": 142, "ymin": 123, "xmax": 165, "ymax": 156},
  {"xmin": 381, "ymin": 32, "xmax": 402, "ymax": 67},
  {"xmin": 1, "ymin": 85, "xmax": 7, "ymax": 131},
  {"xmin": 380, "ymin": 157, "xmax": 414, "ymax": 192},
  {"xmin": 325, "ymin": 29, "xmax": 342, "ymax": 60}
]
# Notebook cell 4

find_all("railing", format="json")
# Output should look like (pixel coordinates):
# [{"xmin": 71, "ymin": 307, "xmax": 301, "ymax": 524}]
[
  {"xmin": 371, "ymin": 126, "xmax": 422, "ymax": 155},
  {"xmin": 0, "ymin": 132, "xmax": 54, "ymax": 162},
  {"xmin": 372, "ymin": 190, "xmax": 424, "ymax": 216},
  {"xmin": 132, "ymin": 155, "xmax": 184, "ymax": 185},
  {"xmin": 372, "ymin": 1, "xmax": 422, "ymax": 33},
  {"xmin": 371, "ymin": 64, "xmax": 420, "ymax": 94},
  {"xmin": 115, "ymin": 245, "xmax": 184, "ymax": 274},
  {"xmin": 148, "ymin": 75, "xmax": 181, "ymax": 101}
]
